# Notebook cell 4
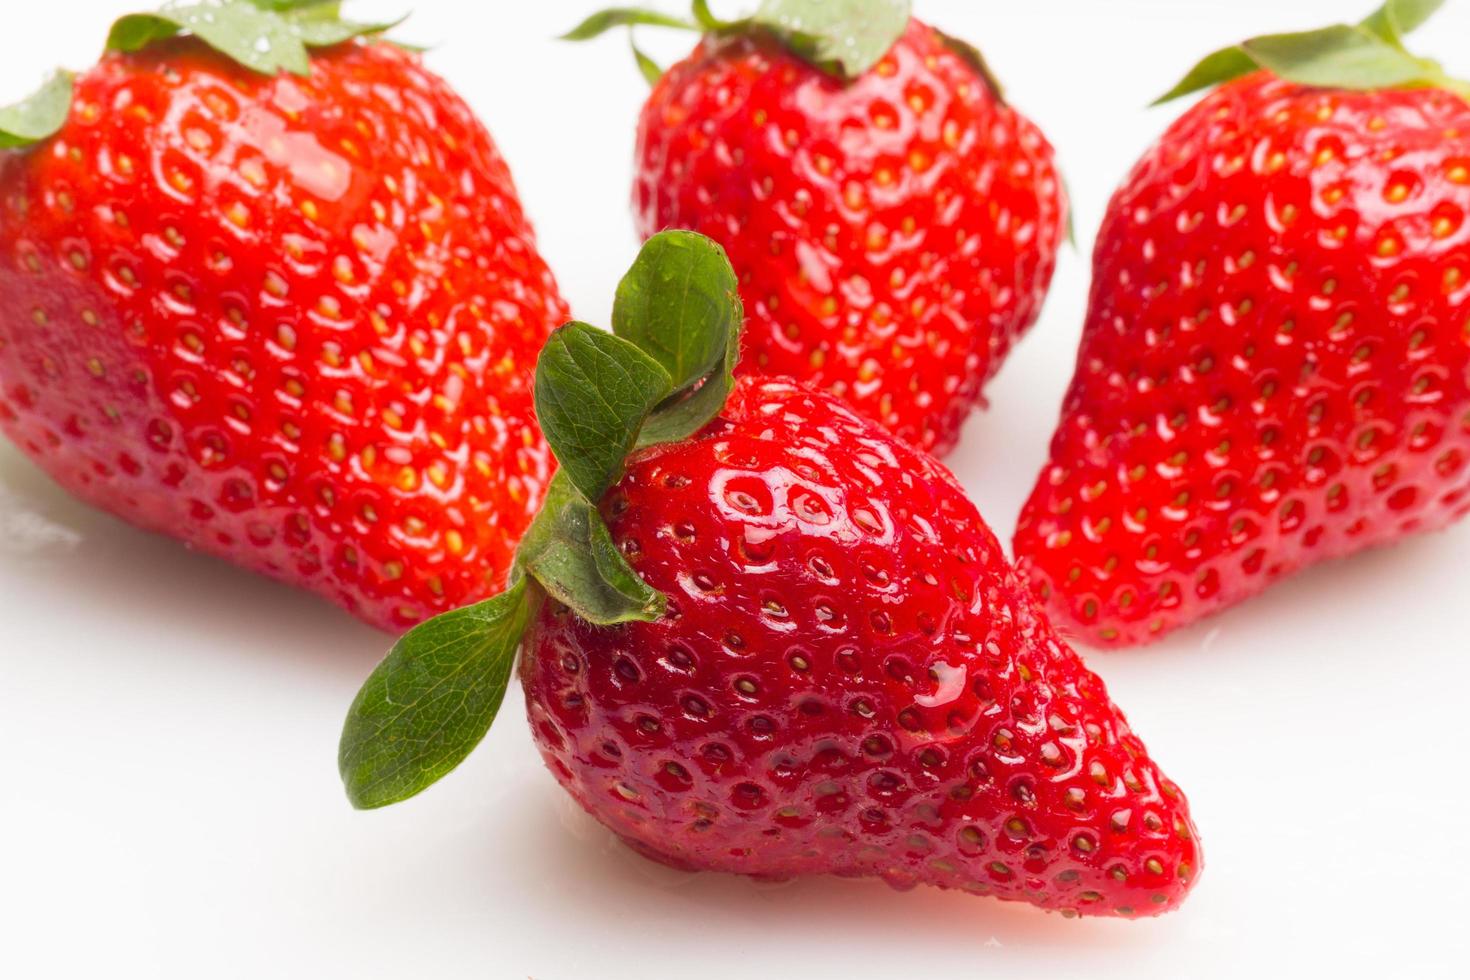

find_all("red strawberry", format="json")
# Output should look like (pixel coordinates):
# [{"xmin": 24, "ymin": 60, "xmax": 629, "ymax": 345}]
[
  {"xmin": 0, "ymin": 4, "xmax": 566, "ymax": 631},
  {"xmin": 340, "ymin": 232, "xmax": 1200, "ymax": 919},
  {"xmin": 568, "ymin": 1, "xmax": 1067, "ymax": 455},
  {"xmin": 1013, "ymin": 7, "xmax": 1470, "ymax": 646}
]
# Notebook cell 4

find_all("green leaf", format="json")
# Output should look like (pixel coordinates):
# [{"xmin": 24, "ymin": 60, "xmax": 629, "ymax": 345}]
[
  {"xmin": 290, "ymin": 14, "xmax": 406, "ymax": 47},
  {"xmin": 0, "ymin": 71, "xmax": 74, "ymax": 150},
  {"xmin": 753, "ymin": 0, "xmax": 912, "ymax": 79},
  {"xmin": 1152, "ymin": 45, "xmax": 1259, "ymax": 105},
  {"xmin": 516, "ymin": 473, "xmax": 666, "ymax": 626},
  {"xmin": 107, "ymin": 0, "xmax": 404, "ymax": 77},
  {"xmin": 560, "ymin": 7, "xmax": 697, "ymax": 41},
  {"xmin": 1360, "ymin": 0, "xmax": 1446, "ymax": 44},
  {"xmin": 248, "ymin": 0, "xmax": 341, "ymax": 11},
  {"xmin": 613, "ymin": 231, "xmax": 739, "ymax": 393},
  {"xmin": 109, "ymin": 4, "xmax": 313, "ymax": 75},
  {"xmin": 934, "ymin": 28, "xmax": 1004, "ymax": 102},
  {"xmin": 1241, "ymin": 24, "xmax": 1442, "ymax": 91},
  {"xmin": 339, "ymin": 577, "xmax": 532, "ymax": 809},
  {"xmin": 631, "ymin": 32, "xmax": 665, "ymax": 86},
  {"xmin": 533, "ymin": 322, "xmax": 674, "ymax": 503},
  {"xmin": 611, "ymin": 230, "xmax": 743, "ymax": 446},
  {"xmin": 1154, "ymin": 0, "xmax": 1457, "ymax": 105}
]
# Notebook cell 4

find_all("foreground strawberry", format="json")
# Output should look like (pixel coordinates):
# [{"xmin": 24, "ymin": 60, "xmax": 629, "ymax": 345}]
[
  {"xmin": 1014, "ymin": 1, "xmax": 1470, "ymax": 647},
  {"xmin": 566, "ymin": 0, "xmax": 1067, "ymax": 455},
  {"xmin": 340, "ymin": 231, "xmax": 1200, "ymax": 918},
  {"xmin": 0, "ymin": 2, "xmax": 565, "ymax": 630}
]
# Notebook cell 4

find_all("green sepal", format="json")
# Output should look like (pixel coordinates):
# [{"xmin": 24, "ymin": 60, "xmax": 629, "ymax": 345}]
[
  {"xmin": 616, "ymin": 232, "xmax": 743, "ymax": 447},
  {"xmin": 1058, "ymin": 170, "xmax": 1077, "ymax": 250},
  {"xmin": 631, "ymin": 31, "xmax": 665, "ymax": 86},
  {"xmin": 568, "ymin": 0, "xmax": 912, "ymax": 83},
  {"xmin": 752, "ymin": 0, "xmax": 911, "ymax": 80},
  {"xmin": 338, "ymin": 576, "xmax": 533, "ymax": 809},
  {"xmin": 1360, "ymin": 0, "xmax": 1446, "ymax": 44},
  {"xmin": 107, "ymin": 0, "xmax": 404, "ymax": 78},
  {"xmin": 561, "ymin": 7, "xmax": 698, "ymax": 40},
  {"xmin": 0, "ymin": 71, "xmax": 75, "ymax": 150},
  {"xmin": 1153, "ymin": 0, "xmax": 1456, "ymax": 105},
  {"xmin": 1241, "ymin": 25, "xmax": 1441, "ymax": 90},
  {"xmin": 613, "ymin": 231, "xmax": 740, "ymax": 396},
  {"xmin": 340, "ymin": 231, "xmax": 746, "ymax": 810},
  {"xmin": 533, "ymin": 322, "xmax": 674, "ymax": 503},
  {"xmin": 515, "ymin": 472, "xmax": 666, "ymax": 626}
]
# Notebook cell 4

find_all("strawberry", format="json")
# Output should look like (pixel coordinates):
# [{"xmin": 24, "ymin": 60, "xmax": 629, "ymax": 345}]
[
  {"xmin": 566, "ymin": 0, "xmax": 1067, "ymax": 455},
  {"xmin": 1013, "ymin": 1, "xmax": 1470, "ymax": 646},
  {"xmin": 339, "ymin": 231, "xmax": 1200, "ymax": 918},
  {"xmin": 0, "ymin": 2, "xmax": 566, "ymax": 631}
]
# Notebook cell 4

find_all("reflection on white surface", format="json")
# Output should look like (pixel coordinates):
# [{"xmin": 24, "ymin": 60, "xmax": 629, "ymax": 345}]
[{"xmin": 0, "ymin": 482, "xmax": 81, "ymax": 556}]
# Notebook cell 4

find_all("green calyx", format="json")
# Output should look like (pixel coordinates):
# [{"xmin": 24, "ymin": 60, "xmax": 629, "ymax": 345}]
[
  {"xmin": 0, "ymin": 1, "xmax": 404, "ymax": 150},
  {"xmin": 1155, "ymin": 0, "xmax": 1470, "ymax": 105},
  {"xmin": 563, "ymin": 0, "xmax": 915, "ymax": 84},
  {"xmin": 339, "ymin": 231, "xmax": 744, "ymax": 810}
]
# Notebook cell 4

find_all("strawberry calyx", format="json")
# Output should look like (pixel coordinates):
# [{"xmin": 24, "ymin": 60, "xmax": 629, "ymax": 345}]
[
  {"xmin": 0, "ymin": 0, "xmax": 405, "ymax": 150},
  {"xmin": 338, "ymin": 231, "xmax": 744, "ymax": 810},
  {"xmin": 1155, "ymin": 0, "xmax": 1470, "ymax": 105},
  {"xmin": 563, "ymin": 0, "xmax": 916, "ymax": 83}
]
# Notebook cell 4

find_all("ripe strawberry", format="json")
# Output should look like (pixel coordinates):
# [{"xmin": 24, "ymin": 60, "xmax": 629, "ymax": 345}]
[
  {"xmin": 568, "ymin": 1, "xmax": 1067, "ymax": 455},
  {"xmin": 340, "ymin": 232, "xmax": 1200, "ymax": 918},
  {"xmin": 1013, "ymin": 4, "xmax": 1470, "ymax": 646},
  {"xmin": 0, "ymin": 3, "xmax": 566, "ymax": 631}
]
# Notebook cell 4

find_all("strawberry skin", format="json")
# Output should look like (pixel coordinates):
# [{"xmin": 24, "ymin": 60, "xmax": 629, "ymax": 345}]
[
  {"xmin": 521, "ymin": 377, "xmax": 1199, "ymax": 917},
  {"xmin": 1015, "ymin": 73, "xmax": 1470, "ymax": 646},
  {"xmin": 632, "ymin": 20, "xmax": 1066, "ymax": 455},
  {"xmin": 0, "ymin": 40, "xmax": 566, "ymax": 630}
]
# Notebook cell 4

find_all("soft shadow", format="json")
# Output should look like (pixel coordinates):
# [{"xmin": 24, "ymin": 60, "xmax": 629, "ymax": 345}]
[
  {"xmin": 0, "ymin": 445, "xmax": 382, "ymax": 680},
  {"xmin": 475, "ymin": 781, "xmax": 1166, "ymax": 954},
  {"xmin": 1088, "ymin": 525, "xmax": 1469, "ymax": 664}
]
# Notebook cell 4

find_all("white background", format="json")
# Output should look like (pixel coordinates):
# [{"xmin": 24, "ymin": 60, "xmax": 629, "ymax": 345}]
[{"xmin": 3, "ymin": 1, "xmax": 1468, "ymax": 977}]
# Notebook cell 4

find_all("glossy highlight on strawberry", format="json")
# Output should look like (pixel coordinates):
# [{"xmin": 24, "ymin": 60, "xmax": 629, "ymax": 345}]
[
  {"xmin": 521, "ymin": 377, "xmax": 1199, "ymax": 916},
  {"xmin": 1015, "ymin": 71, "xmax": 1470, "ymax": 646},
  {"xmin": 631, "ymin": 17, "xmax": 1066, "ymax": 455},
  {"xmin": 0, "ymin": 38, "xmax": 566, "ymax": 630}
]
